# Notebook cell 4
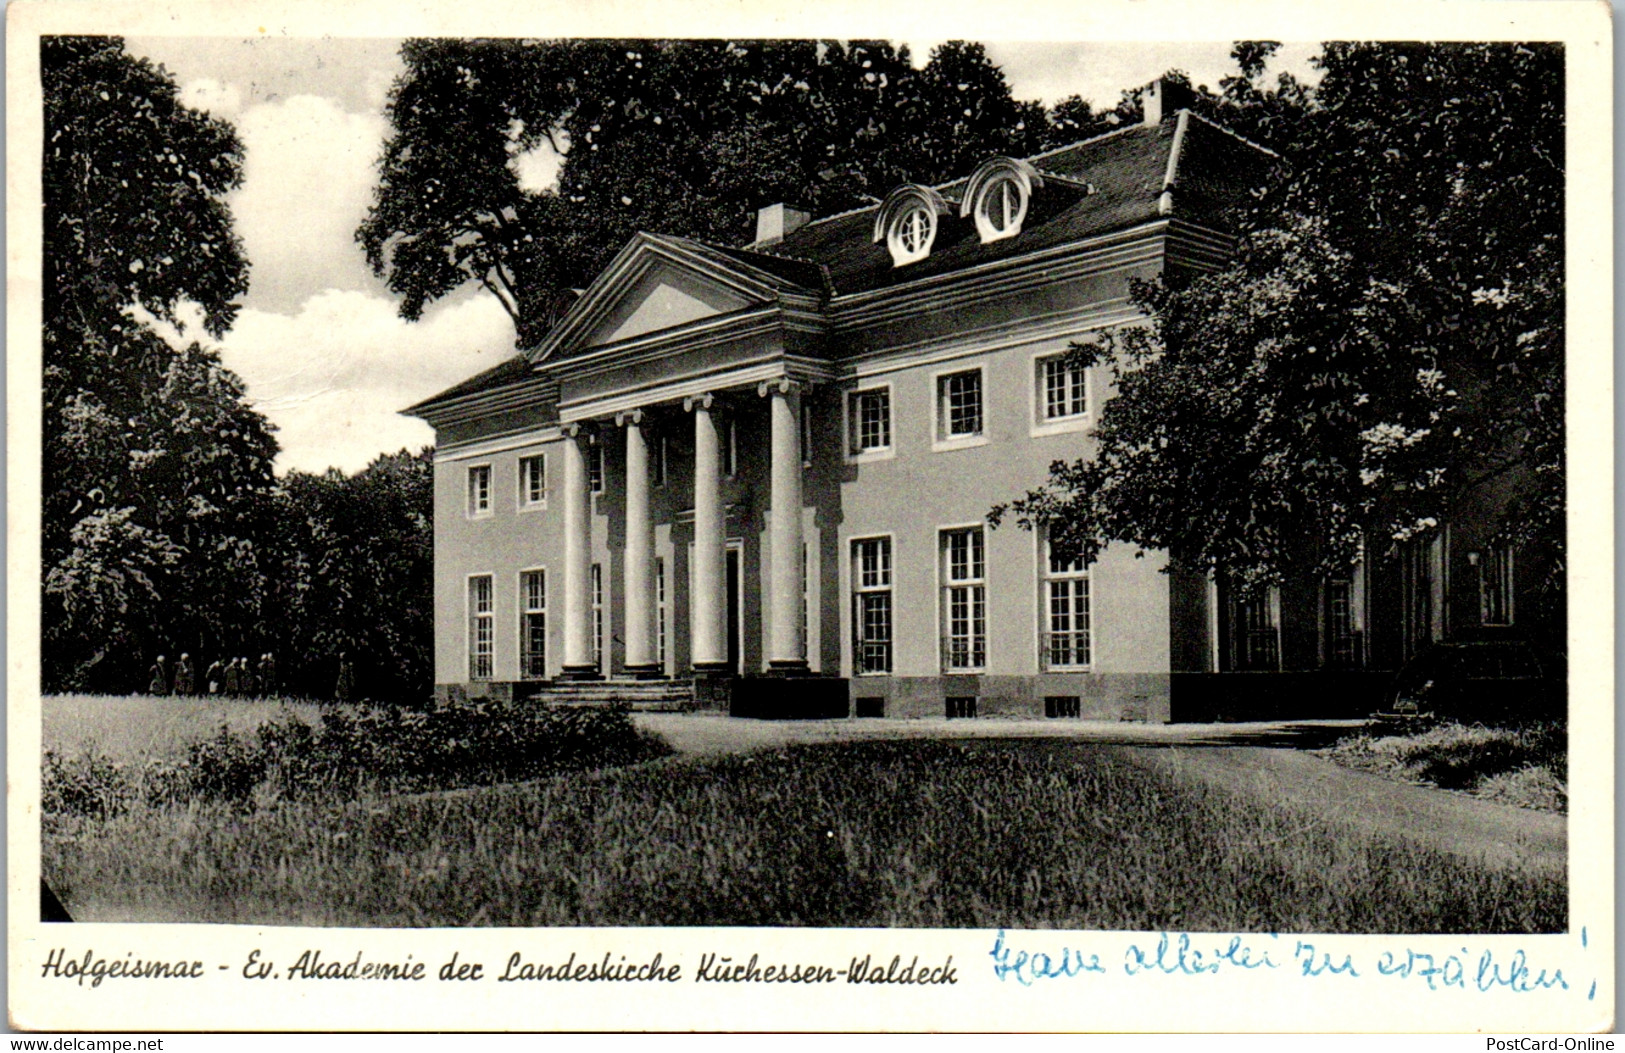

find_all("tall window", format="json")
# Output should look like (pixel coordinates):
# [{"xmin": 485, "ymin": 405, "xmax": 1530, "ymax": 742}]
[
  {"xmin": 467, "ymin": 465, "xmax": 492, "ymax": 517},
  {"xmin": 938, "ymin": 370, "xmax": 984, "ymax": 440},
  {"xmin": 1227, "ymin": 587, "xmax": 1281, "ymax": 671},
  {"xmin": 655, "ymin": 557, "xmax": 668, "ymax": 669},
  {"xmin": 849, "ymin": 388, "xmax": 891, "ymax": 454},
  {"xmin": 520, "ymin": 570, "xmax": 546, "ymax": 679},
  {"xmin": 1041, "ymin": 356, "xmax": 1087, "ymax": 421},
  {"xmin": 591, "ymin": 563, "xmax": 604, "ymax": 669},
  {"xmin": 468, "ymin": 575, "xmax": 493, "ymax": 680},
  {"xmin": 652, "ymin": 432, "xmax": 668, "ymax": 487},
  {"xmin": 588, "ymin": 439, "xmax": 605, "ymax": 495},
  {"xmin": 1401, "ymin": 535, "xmax": 1443, "ymax": 659},
  {"xmin": 519, "ymin": 455, "xmax": 546, "ymax": 508},
  {"xmin": 942, "ymin": 528, "xmax": 986, "ymax": 671},
  {"xmin": 852, "ymin": 537, "xmax": 892, "ymax": 675},
  {"xmin": 1043, "ymin": 544, "xmax": 1091, "ymax": 669},
  {"xmin": 1478, "ymin": 547, "xmax": 1515, "ymax": 626},
  {"xmin": 1322, "ymin": 577, "xmax": 1364, "ymax": 668},
  {"xmin": 722, "ymin": 419, "xmax": 738, "ymax": 478}
]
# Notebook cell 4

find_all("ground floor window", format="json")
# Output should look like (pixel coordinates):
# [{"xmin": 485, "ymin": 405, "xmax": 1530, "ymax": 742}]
[
  {"xmin": 1226, "ymin": 586, "xmax": 1281, "ymax": 671},
  {"xmin": 941, "ymin": 527, "xmax": 986, "ymax": 671},
  {"xmin": 1321, "ymin": 575, "xmax": 1365, "ymax": 668},
  {"xmin": 1401, "ymin": 535, "xmax": 1443, "ymax": 659},
  {"xmin": 468, "ymin": 575, "xmax": 493, "ymax": 680},
  {"xmin": 1043, "ymin": 542, "xmax": 1090, "ymax": 669},
  {"xmin": 656, "ymin": 557, "xmax": 668, "ymax": 670},
  {"xmin": 591, "ymin": 563, "xmax": 604, "ymax": 670},
  {"xmin": 852, "ymin": 537, "xmax": 892, "ymax": 674},
  {"xmin": 1477, "ymin": 546, "xmax": 1514, "ymax": 626},
  {"xmin": 520, "ymin": 570, "xmax": 546, "ymax": 679}
]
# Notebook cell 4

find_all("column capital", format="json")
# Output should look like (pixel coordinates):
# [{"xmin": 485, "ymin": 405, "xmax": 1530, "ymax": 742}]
[
  {"xmin": 563, "ymin": 421, "xmax": 599, "ymax": 439},
  {"xmin": 683, "ymin": 392, "xmax": 715, "ymax": 413},
  {"xmin": 614, "ymin": 408, "xmax": 645, "ymax": 428},
  {"xmin": 757, "ymin": 377, "xmax": 802, "ymax": 398}
]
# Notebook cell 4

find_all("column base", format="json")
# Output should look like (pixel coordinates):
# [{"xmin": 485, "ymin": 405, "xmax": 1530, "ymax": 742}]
[
  {"xmin": 762, "ymin": 660, "xmax": 812, "ymax": 677},
  {"xmin": 622, "ymin": 663, "xmax": 666, "ymax": 680},
  {"xmin": 689, "ymin": 661, "xmax": 734, "ymax": 676},
  {"xmin": 559, "ymin": 665, "xmax": 604, "ymax": 682},
  {"xmin": 732, "ymin": 674, "xmax": 849, "ymax": 720}
]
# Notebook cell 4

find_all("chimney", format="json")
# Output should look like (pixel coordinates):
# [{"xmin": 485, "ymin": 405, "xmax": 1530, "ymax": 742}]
[
  {"xmin": 754, "ymin": 203, "xmax": 811, "ymax": 247},
  {"xmin": 1142, "ymin": 78, "xmax": 1196, "ymax": 126}
]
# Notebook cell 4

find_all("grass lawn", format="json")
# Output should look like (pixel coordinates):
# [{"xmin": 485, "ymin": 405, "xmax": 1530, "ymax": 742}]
[
  {"xmin": 44, "ymin": 693, "xmax": 329, "ymax": 764},
  {"xmin": 44, "ymin": 738, "xmax": 1565, "ymax": 932}
]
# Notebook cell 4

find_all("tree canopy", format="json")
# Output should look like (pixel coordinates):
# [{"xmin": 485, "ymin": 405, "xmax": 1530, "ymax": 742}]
[
  {"xmin": 994, "ymin": 42, "xmax": 1563, "ymax": 605},
  {"xmin": 42, "ymin": 36, "xmax": 283, "ymax": 689},
  {"xmin": 359, "ymin": 39, "xmax": 1091, "ymax": 347}
]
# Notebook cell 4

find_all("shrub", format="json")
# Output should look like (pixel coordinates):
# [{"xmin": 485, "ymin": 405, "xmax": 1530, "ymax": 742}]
[
  {"xmin": 1321, "ymin": 720, "xmax": 1566, "ymax": 810},
  {"xmin": 42, "ymin": 748, "xmax": 135, "ymax": 826},
  {"xmin": 44, "ymin": 697, "xmax": 672, "ymax": 820}
]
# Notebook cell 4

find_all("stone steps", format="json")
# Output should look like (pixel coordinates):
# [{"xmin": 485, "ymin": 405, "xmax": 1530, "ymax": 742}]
[{"xmin": 524, "ymin": 679, "xmax": 695, "ymax": 711}]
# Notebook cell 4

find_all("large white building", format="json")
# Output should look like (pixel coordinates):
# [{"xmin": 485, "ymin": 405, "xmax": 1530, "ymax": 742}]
[{"xmin": 411, "ymin": 80, "xmax": 1497, "ymax": 721}]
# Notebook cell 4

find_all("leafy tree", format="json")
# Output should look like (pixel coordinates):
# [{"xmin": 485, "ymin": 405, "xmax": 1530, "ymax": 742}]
[
  {"xmin": 265, "ymin": 449, "xmax": 435, "ymax": 700},
  {"xmin": 42, "ymin": 37, "xmax": 275, "ymax": 690},
  {"xmin": 995, "ymin": 43, "xmax": 1562, "ymax": 617},
  {"xmin": 360, "ymin": 39, "xmax": 1049, "ymax": 347}
]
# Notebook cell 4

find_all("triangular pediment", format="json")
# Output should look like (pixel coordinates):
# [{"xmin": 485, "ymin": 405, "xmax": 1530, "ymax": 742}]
[
  {"xmin": 533, "ymin": 232, "xmax": 817, "ymax": 362},
  {"xmin": 584, "ymin": 262, "xmax": 755, "ymax": 348}
]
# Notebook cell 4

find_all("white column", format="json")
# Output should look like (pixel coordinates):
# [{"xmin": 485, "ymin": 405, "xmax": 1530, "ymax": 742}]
[
  {"xmin": 685, "ymin": 393, "xmax": 728, "ymax": 671},
  {"xmin": 618, "ymin": 409, "xmax": 658, "ymax": 675},
  {"xmin": 761, "ymin": 378, "xmax": 807, "ymax": 670},
  {"xmin": 560, "ymin": 424, "xmax": 597, "ymax": 677}
]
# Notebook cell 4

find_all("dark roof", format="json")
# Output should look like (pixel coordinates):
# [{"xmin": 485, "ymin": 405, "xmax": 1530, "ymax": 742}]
[
  {"xmin": 763, "ymin": 116, "xmax": 1273, "ymax": 296},
  {"xmin": 667, "ymin": 236, "xmax": 831, "ymax": 295},
  {"xmin": 403, "ymin": 353, "xmax": 534, "ymax": 415}
]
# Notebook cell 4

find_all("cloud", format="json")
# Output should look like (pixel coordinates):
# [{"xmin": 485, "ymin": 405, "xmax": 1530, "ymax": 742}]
[
  {"xmin": 228, "ymin": 94, "xmax": 390, "ymax": 313},
  {"xmin": 215, "ymin": 289, "xmax": 518, "ymax": 475}
]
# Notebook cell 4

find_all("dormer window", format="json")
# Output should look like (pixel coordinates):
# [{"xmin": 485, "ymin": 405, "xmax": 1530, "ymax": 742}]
[
  {"xmin": 962, "ymin": 157, "xmax": 1043, "ymax": 244},
  {"xmin": 874, "ymin": 184, "xmax": 950, "ymax": 267}
]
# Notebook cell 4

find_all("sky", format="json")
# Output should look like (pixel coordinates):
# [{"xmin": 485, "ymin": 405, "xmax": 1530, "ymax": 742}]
[{"xmin": 124, "ymin": 38, "xmax": 1320, "ymax": 476}]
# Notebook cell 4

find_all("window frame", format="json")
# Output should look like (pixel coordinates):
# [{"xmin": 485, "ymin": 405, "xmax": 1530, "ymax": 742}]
[
  {"xmin": 887, "ymin": 202, "xmax": 938, "ymax": 266},
  {"xmin": 931, "ymin": 364, "xmax": 990, "ymax": 452},
  {"xmin": 467, "ymin": 573, "xmax": 495, "ymax": 681},
  {"xmin": 587, "ymin": 438, "xmax": 605, "ymax": 496},
  {"xmin": 973, "ymin": 173, "xmax": 1029, "ymax": 243},
  {"xmin": 844, "ymin": 382, "xmax": 895, "ymax": 462},
  {"xmin": 939, "ymin": 525, "xmax": 988, "ymax": 674},
  {"xmin": 466, "ymin": 463, "xmax": 494, "ymax": 519},
  {"xmin": 517, "ymin": 454, "xmax": 547, "ymax": 511},
  {"xmin": 1041, "ymin": 539, "xmax": 1092, "ymax": 671},
  {"xmin": 1477, "ymin": 546, "xmax": 1515, "ymax": 626},
  {"xmin": 1030, "ymin": 350, "xmax": 1091, "ymax": 437},
  {"xmin": 850, "ymin": 534, "xmax": 895, "ymax": 676},
  {"xmin": 518, "ymin": 567, "xmax": 547, "ymax": 680},
  {"xmin": 591, "ymin": 562, "xmax": 605, "ymax": 670}
]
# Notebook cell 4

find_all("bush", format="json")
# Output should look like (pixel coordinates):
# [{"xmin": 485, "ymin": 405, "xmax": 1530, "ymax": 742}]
[
  {"xmin": 42, "ymin": 749, "xmax": 135, "ymax": 825},
  {"xmin": 1321, "ymin": 720, "xmax": 1566, "ymax": 810},
  {"xmin": 43, "ymin": 698, "xmax": 672, "ymax": 820}
]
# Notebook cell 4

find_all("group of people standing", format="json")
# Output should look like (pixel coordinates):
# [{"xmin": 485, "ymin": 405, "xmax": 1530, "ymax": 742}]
[{"xmin": 147, "ymin": 652, "xmax": 278, "ymax": 699}]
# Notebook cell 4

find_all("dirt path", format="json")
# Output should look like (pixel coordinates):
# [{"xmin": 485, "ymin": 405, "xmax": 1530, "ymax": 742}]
[{"xmin": 634, "ymin": 714, "xmax": 1566, "ymax": 870}]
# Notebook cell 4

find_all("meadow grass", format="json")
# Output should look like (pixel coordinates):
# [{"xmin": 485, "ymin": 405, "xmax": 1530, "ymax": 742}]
[
  {"xmin": 44, "ymin": 739, "xmax": 1565, "ymax": 932},
  {"xmin": 44, "ymin": 694, "xmax": 329, "ymax": 764}
]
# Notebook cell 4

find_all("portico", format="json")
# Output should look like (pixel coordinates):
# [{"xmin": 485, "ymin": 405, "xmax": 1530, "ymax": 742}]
[{"xmin": 553, "ymin": 370, "xmax": 815, "ymax": 687}]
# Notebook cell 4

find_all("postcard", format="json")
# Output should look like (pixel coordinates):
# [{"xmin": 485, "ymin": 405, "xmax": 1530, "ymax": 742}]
[{"xmin": 8, "ymin": 0, "xmax": 1612, "ymax": 1033}]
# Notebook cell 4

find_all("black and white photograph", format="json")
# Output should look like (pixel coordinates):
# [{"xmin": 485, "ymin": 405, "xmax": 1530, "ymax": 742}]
[{"xmin": 8, "ymin": 0, "xmax": 1613, "ymax": 1034}]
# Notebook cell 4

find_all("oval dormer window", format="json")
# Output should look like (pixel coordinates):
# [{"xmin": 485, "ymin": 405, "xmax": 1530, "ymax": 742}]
[
  {"xmin": 874, "ymin": 184, "xmax": 949, "ymax": 267},
  {"xmin": 962, "ymin": 157, "xmax": 1043, "ymax": 244}
]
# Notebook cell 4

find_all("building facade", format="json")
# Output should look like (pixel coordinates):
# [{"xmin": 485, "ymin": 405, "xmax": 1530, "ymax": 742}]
[{"xmin": 407, "ymin": 83, "xmax": 1556, "ymax": 721}]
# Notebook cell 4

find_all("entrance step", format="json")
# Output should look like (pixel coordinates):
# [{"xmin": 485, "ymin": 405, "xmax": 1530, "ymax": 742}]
[{"xmin": 519, "ymin": 678, "xmax": 695, "ymax": 711}]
